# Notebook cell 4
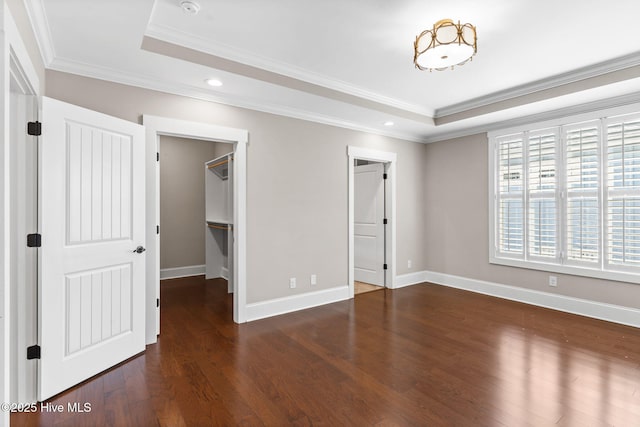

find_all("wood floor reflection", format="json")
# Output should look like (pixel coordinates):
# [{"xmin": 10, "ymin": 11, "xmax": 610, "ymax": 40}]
[{"xmin": 12, "ymin": 277, "xmax": 640, "ymax": 426}]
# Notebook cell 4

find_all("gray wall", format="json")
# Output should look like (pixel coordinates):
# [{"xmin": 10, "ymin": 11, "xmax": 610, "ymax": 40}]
[
  {"xmin": 159, "ymin": 135, "xmax": 231, "ymax": 269},
  {"xmin": 45, "ymin": 70, "xmax": 428, "ymax": 304},
  {"xmin": 38, "ymin": 71, "xmax": 640, "ymax": 311},
  {"xmin": 424, "ymin": 133, "xmax": 640, "ymax": 309}
]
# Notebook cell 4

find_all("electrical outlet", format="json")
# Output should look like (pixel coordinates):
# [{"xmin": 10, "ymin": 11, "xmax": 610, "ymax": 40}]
[
  {"xmin": 549, "ymin": 276, "xmax": 557, "ymax": 287},
  {"xmin": 310, "ymin": 274, "xmax": 317, "ymax": 285},
  {"xmin": 289, "ymin": 277, "xmax": 297, "ymax": 289},
  {"xmin": 408, "ymin": 260, "xmax": 412, "ymax": 269}
]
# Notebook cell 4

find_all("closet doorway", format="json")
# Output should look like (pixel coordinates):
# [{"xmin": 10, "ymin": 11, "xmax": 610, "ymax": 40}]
[
  {"xmin": 347, "ymin": 146, "xmax": 397, "ymax": 298},
  {"xmin": 158, "ymin": 136, "xmax": 233, "ymax": 289},
  {"xmin": 353, "ymin": 159, "xmax": 386, "ymax": 295},
  {"xmin": 144, "ymin": 116, "xmax": 248, "ymax": 337}
]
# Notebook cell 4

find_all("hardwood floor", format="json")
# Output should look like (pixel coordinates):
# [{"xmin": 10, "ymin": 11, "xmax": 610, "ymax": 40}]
[
  {"xmin": 11, "ymin": 276, "xmax": 640, "ymax": 426},
  {"xmin": 354, "ymin": 281, "xmax": 384, "ymax": 295}
]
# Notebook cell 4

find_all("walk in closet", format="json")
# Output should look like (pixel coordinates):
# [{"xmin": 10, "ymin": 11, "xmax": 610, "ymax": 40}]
[{"xmin": 205, "ymin": 153, "xmax": 234, "ymax": 292}]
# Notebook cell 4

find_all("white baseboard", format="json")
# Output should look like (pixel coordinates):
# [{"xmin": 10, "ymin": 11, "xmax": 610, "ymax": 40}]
[
  {"xmin": 422, "ymin": 270, "xmax": 640, "ymax": 329},
  {"xmin": 160, "ymin": 264, "xmax": 206, "ymax": 280},
  {"xmin": 245, "ymin": 286, "xmax": 350, "ymax": 322},
  {"xmin": 221, "ymin": 266, "xmax": 229, "ymax": 280},
  {"xmin": 394, "ymin": 271, "xmax": 429, "ymax": 289}
]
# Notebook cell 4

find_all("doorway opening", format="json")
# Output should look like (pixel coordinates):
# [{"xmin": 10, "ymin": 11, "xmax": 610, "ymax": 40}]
[
  {"xmin": 353, "ymin": 159, "xmax": 386, "ymax": 295},
  {"xmin": 158, "ymin": 136, "xmax": 232, "ymax": 278},
  {"xmin": 157, "ymin": 136, "xmax": 234, "ymax": 302},
  {"xmin": 144, "ymin": 116, "xmax": 248, "ymax": 337},
  {"xmin": 348, "ymin": 146, "xmax": 397, "ymax": 298}
]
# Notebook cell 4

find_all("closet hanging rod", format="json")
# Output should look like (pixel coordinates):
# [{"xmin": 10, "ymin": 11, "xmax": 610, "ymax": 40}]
[
  {"xmin": 207, "ymin": 158, "xmax": 228, "ymax": 169},
  {"xmin": 206, "ymin": 156, "xmax": 234, "ymax": 169},
  {"xmin": 207, "ymin": 223, "xmax": 229, "ymax": 231}
]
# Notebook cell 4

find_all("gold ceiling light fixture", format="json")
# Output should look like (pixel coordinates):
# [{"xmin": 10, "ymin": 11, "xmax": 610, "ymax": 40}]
[{"xmin": 413, "ymin": 19, "xmax": 477, "ymax": 72}]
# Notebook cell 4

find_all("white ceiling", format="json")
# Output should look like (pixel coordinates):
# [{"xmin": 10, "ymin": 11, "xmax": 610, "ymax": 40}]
[{"xmin": 25, "ymin": 0, "xmax": 640, "ymax": 142}]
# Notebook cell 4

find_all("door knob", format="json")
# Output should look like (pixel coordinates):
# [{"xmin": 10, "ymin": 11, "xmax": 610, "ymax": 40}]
[{"xmin": 133, "ymin": 246, "xmax": 146, "ymax": 254}]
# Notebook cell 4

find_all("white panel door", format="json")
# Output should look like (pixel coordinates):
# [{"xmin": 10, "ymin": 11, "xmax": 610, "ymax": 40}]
[
  {"xmin": 39, "ymin": 97, "xmax": 145, "ymax": 401},
  {"xmin": 354, "ymin": 163, "xmax": 385, "ymax": 286}
]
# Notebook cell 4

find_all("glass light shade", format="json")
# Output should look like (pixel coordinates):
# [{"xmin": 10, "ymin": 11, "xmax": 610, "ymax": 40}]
[
  {"xmin": 415, "ymin": 44, "xmax": 475, "ymax": 70},
  {"xmin": 414, "ymin": 19, "xmax": 477, "ymax": 71}
]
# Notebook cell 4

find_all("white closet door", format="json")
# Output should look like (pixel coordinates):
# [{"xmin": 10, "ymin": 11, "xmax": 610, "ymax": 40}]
[{"xmin": 354, "ymin": 163, "xmax": 385, "ymax": 286}]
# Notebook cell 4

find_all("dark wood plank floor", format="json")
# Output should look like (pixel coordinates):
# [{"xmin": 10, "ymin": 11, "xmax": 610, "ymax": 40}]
[{"xmin": 11, "ymin": 276, "xmax": 640, "ymax": 426}]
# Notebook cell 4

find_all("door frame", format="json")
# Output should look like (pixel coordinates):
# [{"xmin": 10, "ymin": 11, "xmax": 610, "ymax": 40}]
[
  {"xmin": 348, "ymin": 146, "xmax": 397, "ymax": 298},
  {"xmin": 9, "ymin": 52, "xmax": 38, "ymax": 405},
  {"xmin": 143, "ymin": 116, "xmax": 248, "ymax": 335},
  {"xmin": 1, "ymin": 1, "xmax": 42, "ymax": 415}
]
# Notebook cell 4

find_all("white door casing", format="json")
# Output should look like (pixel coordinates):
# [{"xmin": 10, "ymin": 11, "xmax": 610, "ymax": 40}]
[
  {"xmin": 143, "ymin": 115, "xmax": 248, "ymax": 325},
  {"xmin": 9, "ymin": 73, "xmax": 37, "ymax": 405},
  {"xmin": 347, "ymin": 146, "xmax": 397, "ymax": 299},
  {"xmin": 2, "ymin": 3, "xmax": 43, "ymax": 419},
  {"xmin": 354, "ymin": 163, "xmax": 385, "ymax": 286},
  {"xmin": 39, "ymin": 97, "xmax": 146, "ymax": 400}
]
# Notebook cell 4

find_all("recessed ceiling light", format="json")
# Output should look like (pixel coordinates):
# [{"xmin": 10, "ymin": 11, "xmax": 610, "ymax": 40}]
[
  {"xmin": 206, "ymin": 78, "xmax": 223, "ymax": 87},
  {"xmin": 384, "ymin": 121, "xmax": 395, "ymax": 127},
  {"xmin": 180, "ymin": 1, "xmax": 200, "ymax": 15}
]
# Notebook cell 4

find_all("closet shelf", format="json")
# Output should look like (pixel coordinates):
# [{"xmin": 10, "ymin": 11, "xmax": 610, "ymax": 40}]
[{"xmin": 205, "ymin": 151, "xmax": 233, "ymax": 286}]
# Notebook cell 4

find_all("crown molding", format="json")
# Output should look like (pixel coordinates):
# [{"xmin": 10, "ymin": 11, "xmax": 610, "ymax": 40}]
[
  {"xmin": 47, "ymin": 57, "xmax": 427, "ymax": 144},
  {"xmin": 424, "ymin": 90, "xmax": 640, "ymax": 143},
  {"xmin": 23, "ymin": 0, "xmax": 55, "ymax": 66},
  {"xmin": 144, "ymin": 22, "xmax": 434, "ymax": 118},
  {"xmin": 435, "ymin": 52, "xmax": 640, "ymax": 119}
]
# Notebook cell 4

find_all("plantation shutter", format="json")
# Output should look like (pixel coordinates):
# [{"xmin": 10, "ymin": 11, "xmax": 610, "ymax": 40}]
[
  {"xmin": 497, "ymin": 134, "xmax": 524, "ymax": 257},
  {"xmin": 564, "ymin": 122, "xmax": 600, "ymax": 265},
  {"xmin": 527, "ymin": 130, "xmax": 558, "ymax": 259},
  {"xmin": 606, "ymin": 115, "xmax": 640, "ymax": 268}
]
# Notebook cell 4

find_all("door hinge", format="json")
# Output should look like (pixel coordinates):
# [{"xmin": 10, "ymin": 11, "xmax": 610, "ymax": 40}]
[
  {"xmin": 27, "ymin": 345, "xmax": 40, "ymax": 360},
  {"xmin": 26, "ymin": 233, "xmax": 41, "ymax": 247},
  {"xmin": 383, "ymin": 173, "xmax": 388, "ymax": 180},
  {"xmin": 383, "ymin": 218, "xmax": 388, "ymax": 225},
  {"xmin": 157, "ymin": 152, "xmax": 159, "ymax": 162},
  {"xmin": 156, "ymin": 298, "xmax": 160, "ymax": 308},
  {"xmin": 383, "ymin": 264, "xmax": 388, "ymax": 270},
  {"xmin": 27, "ymin": 121, "xmax": 41, "ymax": 136},
  {"xmin": 157, "ymin": 225, "xmax": 160, "ymax": 235}
]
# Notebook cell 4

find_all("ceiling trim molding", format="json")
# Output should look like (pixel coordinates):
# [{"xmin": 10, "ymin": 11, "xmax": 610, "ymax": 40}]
[
  {"xmin": 141, "ymin": 35, "xmax": 433, "ymax": 124},
  {"xmin": 424, "ymin": 90, "xmax": 640, "ymax": 143},
  {"xmin": 47, "ymin": 57, "xmax": 426, "ymax": 144},
  {"xmin": 435, "ymin": 52, "xmax": 640, "ymax": 119},
  {"xmin": 144, "ymin": 22, "xmax": 434, "ymax": 117},
  {"xmin": 23, "ymin": 0, "xmax": 55, "ymax": 66}
]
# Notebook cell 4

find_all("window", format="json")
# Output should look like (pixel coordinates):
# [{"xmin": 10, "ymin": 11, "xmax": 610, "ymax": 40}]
[{"xmin": 490, "ymin": 109, "xmax": 640, "ymax": 283}]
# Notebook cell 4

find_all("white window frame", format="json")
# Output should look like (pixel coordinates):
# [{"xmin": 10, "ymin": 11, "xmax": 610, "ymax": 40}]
[{"xmin": 489, "ymin": 103, "xmax": 640, "ymax": 284}]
